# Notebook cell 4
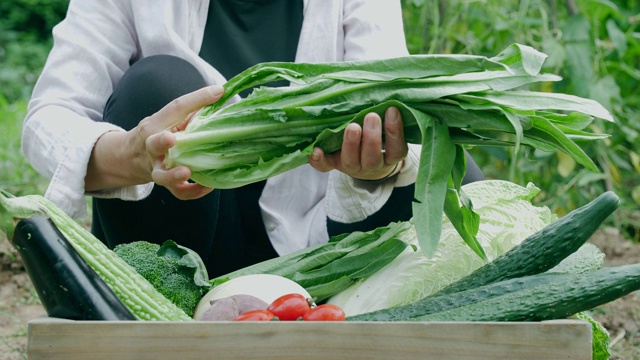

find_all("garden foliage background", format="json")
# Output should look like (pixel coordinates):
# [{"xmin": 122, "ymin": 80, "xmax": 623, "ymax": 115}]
[
  {"xmin": 402, "ymin": 0, "xmax": 639, "ymax": 240},
  {"xmin": 0, "ymin": 0, "xmax": 639, "ymax": 358}
]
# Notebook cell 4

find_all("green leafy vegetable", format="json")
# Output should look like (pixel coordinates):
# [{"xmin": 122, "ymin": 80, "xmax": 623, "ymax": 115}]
[
  {"xmin": 166, "ymin": 43, "xmax": 612, "ymax": 260},
  {"xmin": 575, "ymin": 312, "xmax": 611, "ymax": 360},
  {"xmin": 212, "ymin": 221, "xmax": 413, "ymax": 302}
]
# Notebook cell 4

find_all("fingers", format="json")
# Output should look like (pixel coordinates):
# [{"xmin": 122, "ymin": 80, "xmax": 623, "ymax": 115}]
[
  {"xmin": 147, "ymin": 134, "xmax": 214, "ymax": 200},
  {"xmin": 155, "ymin": 85, "xmax": 224, "ymax": 130},
  {"xmin": 311, "ymin": 115, "xmax": 385, "ymax": 174},
  {"xmin": 308, "ymin": 106, "xmax": 407, "ymax": 180},
  {"xmin": 359, "ymin": 113, "xmax": 384, "ymax": 169},
  {"xmin": 307, "ymin": 122, "xmax": 364, "ymax": 173},
  {"xmin": 145, "ymin": 131, "xmax": 176, "ymax": 157},
  {"xmin": 152, "ymin": 164, "xmax": 214, "ymax": 200},
  {"xmin": 381, "ymin": 107, "xmax": 407, "ymax": 165},
  {"xmin": 341, "ymin": 122, "xmax": 367, "ymax": 172},
  {"xmin": 308, "ymin": 147, "xmax": 334, "ymax": 173}
]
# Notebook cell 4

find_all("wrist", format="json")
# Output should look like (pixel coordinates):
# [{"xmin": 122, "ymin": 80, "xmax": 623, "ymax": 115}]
[
  {"xmin": 358, "ymin": 161, "xmax": 404, "ymax": 183},
  {"xmin": 85, "ymin": 130, "xmax": 150, "ymax": 191}
]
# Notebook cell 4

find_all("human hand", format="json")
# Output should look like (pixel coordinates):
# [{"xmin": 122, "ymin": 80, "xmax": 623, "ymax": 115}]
[
  {"xmin": 145, "ymin": 85, "xmax": 225, "ymax": 199},
  {"xmin": 308, "ymin": 107, "xmax": 408, "ymax": 181},
  {"xmin": 86, "ymin": 85, "xmax": 224, "ymax": 200}
]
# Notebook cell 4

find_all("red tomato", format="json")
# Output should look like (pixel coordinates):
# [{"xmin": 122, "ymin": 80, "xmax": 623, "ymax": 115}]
[
  {"xmin": 302, "ymin": 304, "xmax": 346, "ymax": 321},
  {"xmin": 267, "ymin": 293, "xmax": 312, "ymax": 321},
  {"xmin": 234, "ymin": 309, "xmax": 275, "ymax": 321}
]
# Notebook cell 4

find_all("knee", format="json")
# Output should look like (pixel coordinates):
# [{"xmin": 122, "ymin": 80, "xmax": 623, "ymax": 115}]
[
  {"xmin": 103, "ymin": 55, "xmax": 207, "ymax": 129},
  {"xmin": 123, "ymin": 55, "xmax": 207, "ymax": 96}
]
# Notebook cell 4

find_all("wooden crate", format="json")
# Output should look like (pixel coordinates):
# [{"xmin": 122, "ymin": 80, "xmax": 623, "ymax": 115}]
[{"xmin": 27, "ymin": 317, "xmax": 592, "ymax": 359}]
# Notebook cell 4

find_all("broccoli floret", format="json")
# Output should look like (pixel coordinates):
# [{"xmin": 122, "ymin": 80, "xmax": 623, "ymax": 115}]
[{"xmin": 113, "ymin": 241, "xmax": 209, "ymax": 317}]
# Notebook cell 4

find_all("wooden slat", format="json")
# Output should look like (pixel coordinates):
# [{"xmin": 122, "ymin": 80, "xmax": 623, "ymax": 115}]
[{"xmin": 28, "ymin": 318, "xmax": 591, "ymax": 359}]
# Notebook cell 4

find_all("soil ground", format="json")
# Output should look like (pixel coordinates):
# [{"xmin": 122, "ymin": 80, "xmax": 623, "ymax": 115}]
[{"xmin": 1, "ymin": 227, "xmax": 639, "ymax": 359}]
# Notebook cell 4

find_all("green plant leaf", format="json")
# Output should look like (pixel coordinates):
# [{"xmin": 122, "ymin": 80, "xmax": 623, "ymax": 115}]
[
  {"xmin": 157, "ymin": 240, "xmax": 210, "ymax": 288},
  {"xmin": 562, "ymin": 15, "xmax": 594, "ymax": 98},
  {"xmin": 412, "ymin": 120, "xmax": 455, "ymax": 258}
]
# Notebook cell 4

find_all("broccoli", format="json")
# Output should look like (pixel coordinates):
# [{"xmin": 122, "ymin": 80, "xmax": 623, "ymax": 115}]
[{"xmin": 113, "ymin": 240, "xmax": 210, "ymax": 317}]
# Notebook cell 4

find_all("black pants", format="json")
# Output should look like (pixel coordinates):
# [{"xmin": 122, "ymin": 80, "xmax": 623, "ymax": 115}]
[{"xmin": 91, "ymin": 55, "xmax": 484, "ymax": 276}]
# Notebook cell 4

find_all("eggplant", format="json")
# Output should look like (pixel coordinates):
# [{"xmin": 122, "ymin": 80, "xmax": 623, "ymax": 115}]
[{"xmin": 11, "ymin": 216, "xmax": 135, "ymax": 320}]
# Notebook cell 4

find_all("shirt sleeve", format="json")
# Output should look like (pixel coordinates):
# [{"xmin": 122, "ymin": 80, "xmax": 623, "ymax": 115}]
[
  {"xmin": 325, "ymin": 144, "xmax": 420, "ymax": 223},
  {"xmin": 21, "ymin": 0, "xmax": 151, "ymax": 219}
]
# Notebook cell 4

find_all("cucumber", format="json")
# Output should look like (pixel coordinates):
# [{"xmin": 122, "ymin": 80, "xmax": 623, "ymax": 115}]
[
  {"xmin": 346, "ymin": 271, "xmax": 558, "ymax": 321},
  {"xmin": 348, "ymin": 263, "xmax": 640, "ymax": 322},
  {"xmin": 412, "ymin": 263, "xmax": 640, "ymax": 322},
  {"xmin": 434, "ymin": 191, "xmax": 619, "ymax": 296}
]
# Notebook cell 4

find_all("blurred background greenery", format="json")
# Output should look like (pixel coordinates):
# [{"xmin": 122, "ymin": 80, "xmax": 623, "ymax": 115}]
[
  {"xmin": 401, "ymin": 0, "xmax": 639, "ymax": 240},
  {"xmin": 0, "ymin": 0, "xmax": 638, "ymax": 240}
]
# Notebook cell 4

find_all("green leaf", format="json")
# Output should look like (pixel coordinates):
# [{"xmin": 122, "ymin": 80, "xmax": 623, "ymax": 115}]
[
  {"xmin": 443, "ymin": 156, "xmax": 486, "ymax": 260},
  {"xmin": 210, "ymin": 221, "xmax": 412, "ymax": 297},
  {"xmin": 562, "ymin": 15, "xmax": 593, "ymax": 98},
  {"xmin": 606, "ymin": 18, "xmax": 627, "ymax": 57},
  {"xmin": 574, "ymin": 312, "xmax": 611, "ymax": 360},
  {"xmin": 292, "ymin": 238, "xmax": 409, "ymax": 301},
  {"xmin": 526, "ymin": 116, "xmax": 599, "ymax": 171},
  {"xmin": 454, "ymin": 91, "xmax": 614, "ymax": 122},
  {"xmin": 413, "ymin": 120, "xmax": 456, "ymax": 258},
  {"xmin": 157, "ymin": 240, "xmax": 210, "ymax": 287},
  {"xmin": 489, "ymin": 43, "xmax": 548, "ymax": 76}
]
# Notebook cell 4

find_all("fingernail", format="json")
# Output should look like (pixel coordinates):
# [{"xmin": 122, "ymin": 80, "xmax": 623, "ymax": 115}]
[
  {"xmin": 347, "ymin": 127, "xmax": 361, "ymax": 140},
  {"xmin": 385, "ymin": 107, "xmax": 399, "ymax": 124},
  {"xmin": 310, "ymin": 148, "xmax": 321, "ymax": 161},
  {"xmin": 210, "ymin": 85, "xmax": 224, "ymax": 97},
  {"xmin": 365, "ymin": 117, "xmax": 380, "ymax": 131}
]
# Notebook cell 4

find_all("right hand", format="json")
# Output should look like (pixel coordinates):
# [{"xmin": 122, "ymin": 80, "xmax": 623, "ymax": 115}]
[
  {"xmin": 85, "ymin": 85, "xmax": 224, "ymax": 200},
  {"xmin": 308, "ymin": 107, "xmax": 407, "ymax": 181}
]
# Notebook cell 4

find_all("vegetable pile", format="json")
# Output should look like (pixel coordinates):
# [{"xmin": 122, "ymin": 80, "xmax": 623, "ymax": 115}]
[
  {"xmin": 0, "ymin": 189, "xmax": 410, "ymax": 320},
  {"xmin": 166, "ymin": 43, "xmax": 613, "ymax": 259},
  {"xmin": 0, "ymin": 43, "xmax": 626, "ymax": 359},
  {"xmin": 0, "ymin": 190, "xmax": 192, "ymax": 321},
  {"xmin": 0, "ymin": 182, "xmax": 635, "ymax": 358}
]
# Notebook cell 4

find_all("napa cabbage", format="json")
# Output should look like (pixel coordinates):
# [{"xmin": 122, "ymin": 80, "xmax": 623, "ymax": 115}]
[{"xmin": 327, "ymin": 180, "xmax": 556, "ymax": 316}]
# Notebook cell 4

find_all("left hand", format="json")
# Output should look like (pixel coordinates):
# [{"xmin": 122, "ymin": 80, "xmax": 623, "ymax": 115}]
[{"xmin": 308, "ymin": 106, "xmax": 408, "ymax": 181}]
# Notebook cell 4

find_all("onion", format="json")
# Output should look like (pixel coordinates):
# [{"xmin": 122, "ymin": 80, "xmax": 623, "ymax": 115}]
[{"xmin": 193, "ymin": 274, "xmax": 312, "ymax": 320}]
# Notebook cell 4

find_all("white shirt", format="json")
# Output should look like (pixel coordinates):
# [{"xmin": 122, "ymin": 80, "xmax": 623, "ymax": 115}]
[{"xmin": 22, "ymin": 0, "xmax": 420, "ymax": 255}]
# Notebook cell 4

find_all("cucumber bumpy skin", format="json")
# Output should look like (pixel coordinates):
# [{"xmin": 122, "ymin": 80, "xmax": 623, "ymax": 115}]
[
  {"xmin": 412, "ymin": 263, "xmax": 640, "ymax": 322},
  {"xmin": 434, "ymin": 191, "xmax": 619, "ymax": 296},
  {"xmin": 346, "ymin": 269, "xmax": 558, "ymax": 321}
]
